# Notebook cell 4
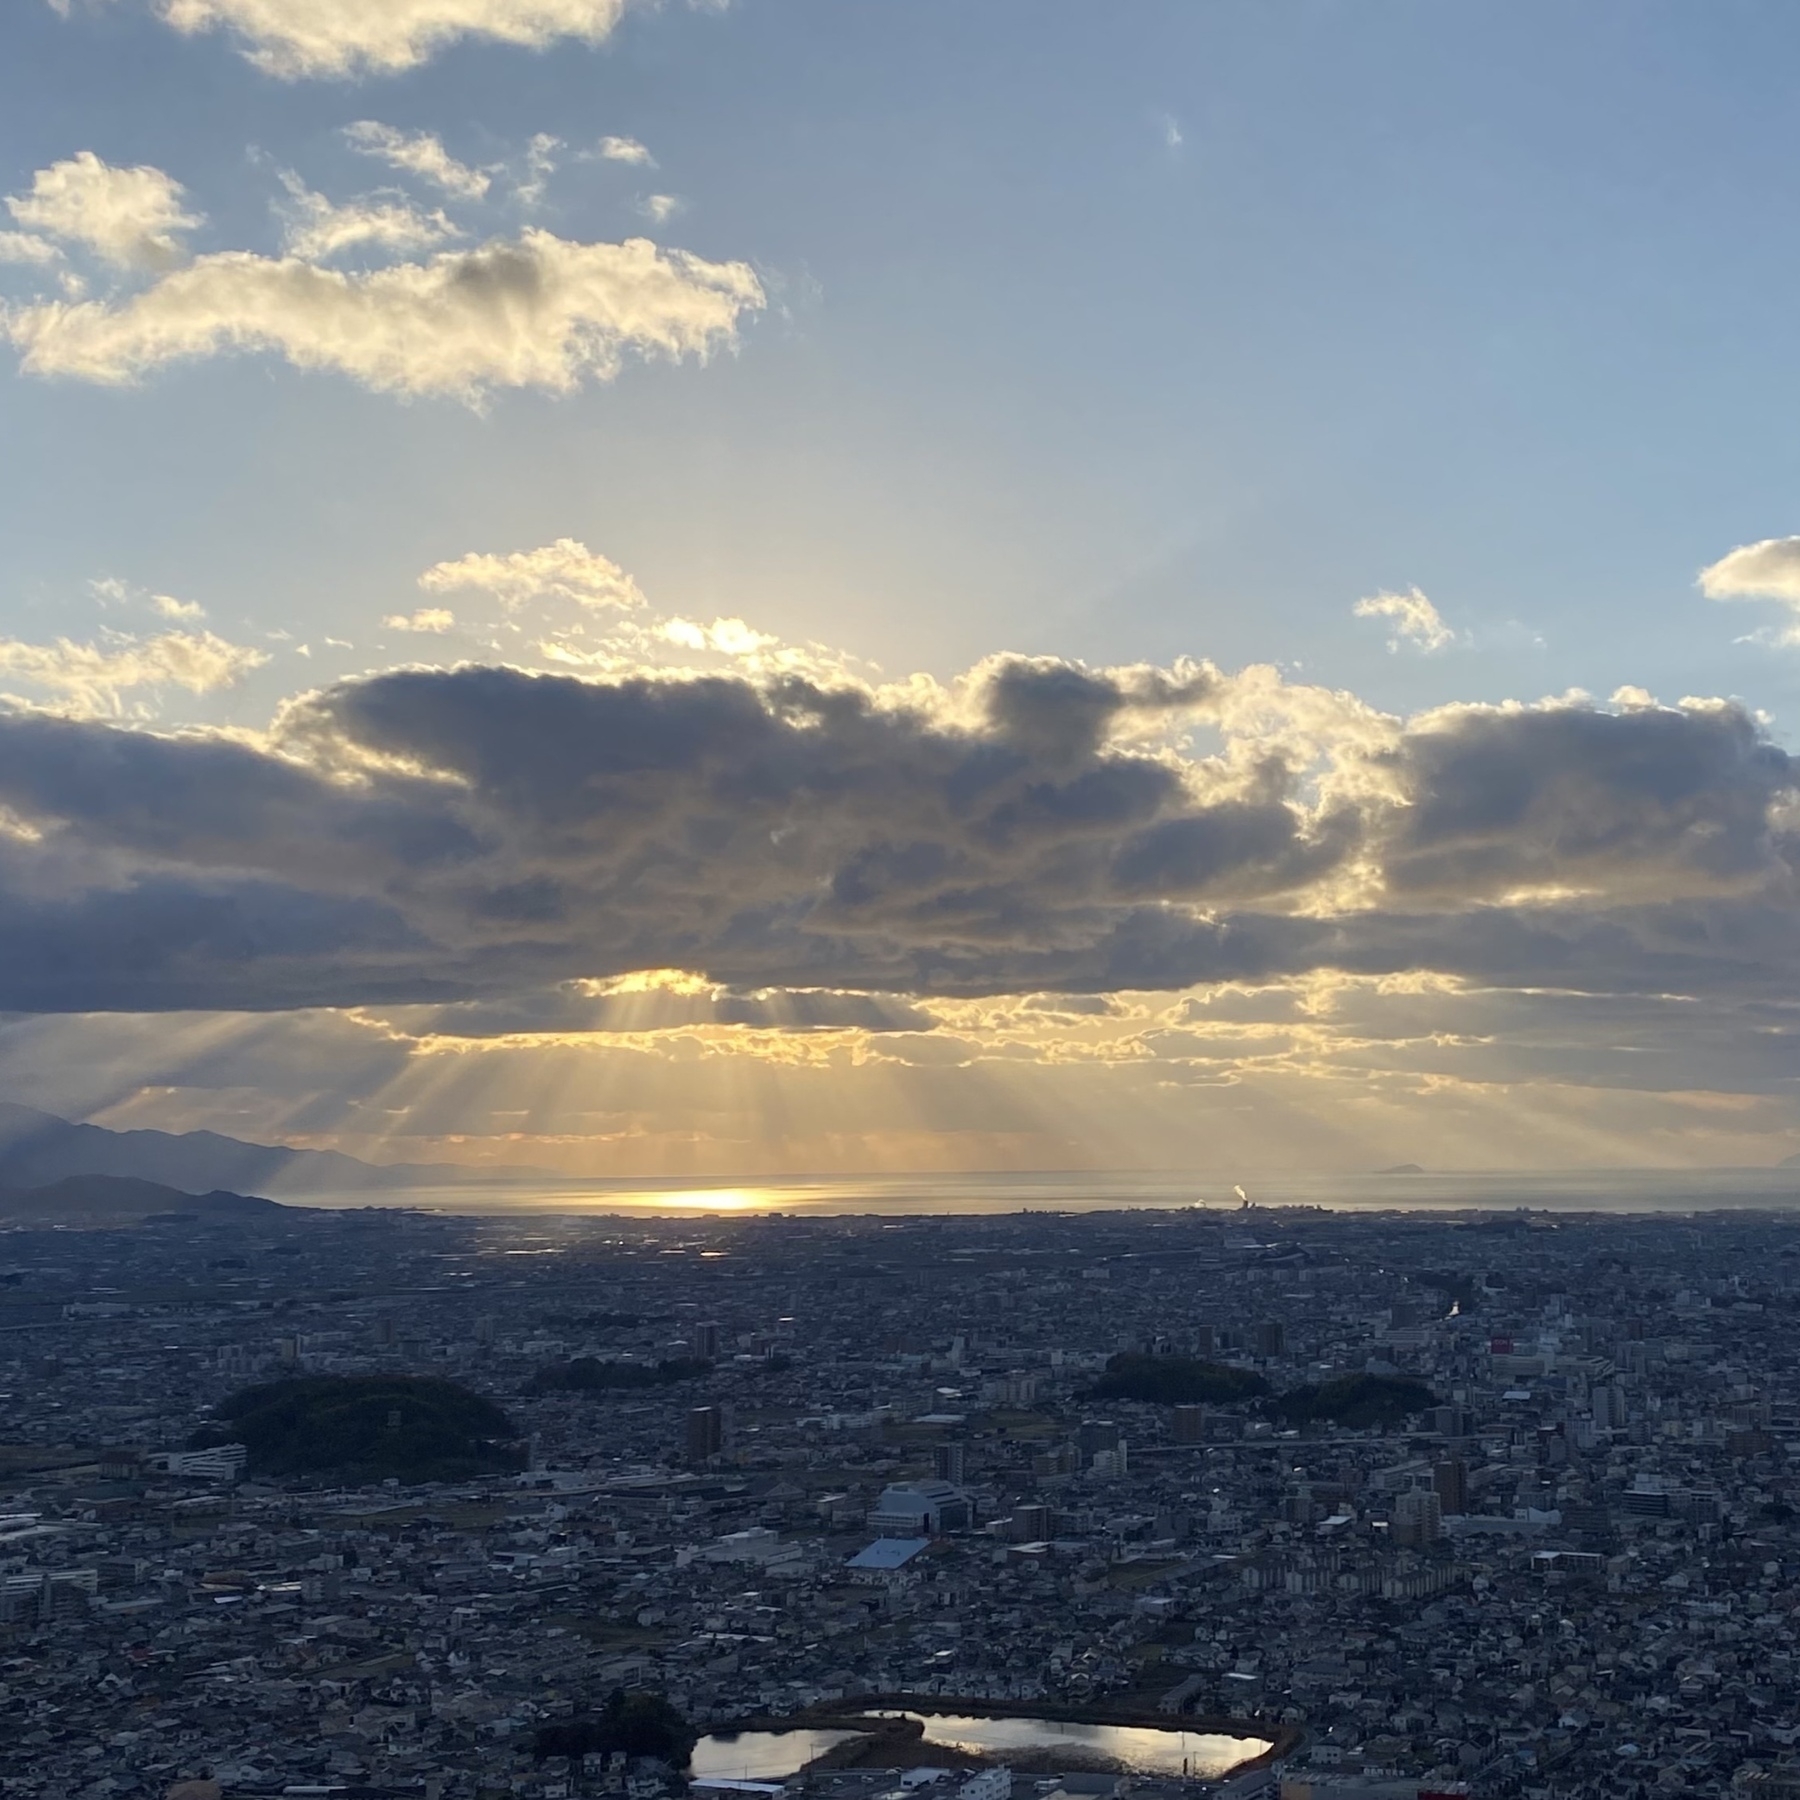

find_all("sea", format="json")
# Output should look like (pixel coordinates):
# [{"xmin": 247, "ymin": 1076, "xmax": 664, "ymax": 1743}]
[{"xmin": 281, "ymin": 1166, "xmax": 1800, "ymax": 1217}]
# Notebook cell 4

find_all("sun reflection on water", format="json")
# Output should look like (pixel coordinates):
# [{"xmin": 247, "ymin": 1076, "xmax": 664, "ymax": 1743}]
[
  {"xmin": 648, "ymin": 1188, "xmax": 771, "ymax": 1211},
  {"xmin": 292, "ymin": 1166, "xmax": 1800, "ymax": 1220}
]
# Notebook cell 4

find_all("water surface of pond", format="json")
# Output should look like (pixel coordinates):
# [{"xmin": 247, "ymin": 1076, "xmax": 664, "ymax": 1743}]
[
  {"xmin": 691, "ymin": 1715, "xmax": 1271, "ymax": 1782},
  {"xmin": 881, "ymin": 1712, "xmax": 1270, "ymax": 1778},
  {"xmin": 690, "ymin": 1728, "xmax": 865, "ymax": 1780}
]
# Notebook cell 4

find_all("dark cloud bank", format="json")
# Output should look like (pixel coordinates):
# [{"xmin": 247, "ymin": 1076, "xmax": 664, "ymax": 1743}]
[{"xmin": 0, "ymin": 656, "xmax": 1791, "ymax": 1017}]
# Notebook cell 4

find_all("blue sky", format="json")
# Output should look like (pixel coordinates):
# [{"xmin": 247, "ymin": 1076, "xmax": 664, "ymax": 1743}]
[
  {"xmin": 7, "ymin": 0, "xmax": 1800, "ymax": 710},
  {"xmin": 0, "ymin": 1, "xmax": 1796, "ymax": 1178}
]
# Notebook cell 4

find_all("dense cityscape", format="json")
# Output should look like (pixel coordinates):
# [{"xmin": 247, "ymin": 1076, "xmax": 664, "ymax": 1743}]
[{"xmin": 2, "ymin": 1197, "xmax": 1799, "ymax": 1800}]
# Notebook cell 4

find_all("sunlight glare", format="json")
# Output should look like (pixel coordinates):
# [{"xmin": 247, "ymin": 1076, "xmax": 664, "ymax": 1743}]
[{"xmin": 653, "ymin": 1187, "xmax": 772, "ymax": 1211}]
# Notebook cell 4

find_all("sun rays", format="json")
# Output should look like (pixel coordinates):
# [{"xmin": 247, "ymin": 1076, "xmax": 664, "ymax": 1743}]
[{"xmin": 0, "ymin": 964, "xmax": 1789, "ymax": 1185}]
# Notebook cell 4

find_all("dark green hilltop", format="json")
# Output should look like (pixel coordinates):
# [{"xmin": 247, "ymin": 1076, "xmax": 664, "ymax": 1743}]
[
  {"xmin": 1087, "ymin": 1353, "xmax": 1437, "ymax": 1431},
  {"xmin": 191, "ymin": 1374, "xmax": 523, "ymax": 1484},
  {"xmin": 1271, "ymin": 1372, "xmax": 1439, "ymax": 1430},
  {"xmin": 1087, "ymin": 1352, "xmax": 1271, "ymax": 1405}
]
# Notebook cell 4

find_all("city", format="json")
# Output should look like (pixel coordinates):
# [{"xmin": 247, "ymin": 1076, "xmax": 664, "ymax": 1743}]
[{"xmin": 2, "ymin": 1199, "xmax": 1798, "ymax": 1800}]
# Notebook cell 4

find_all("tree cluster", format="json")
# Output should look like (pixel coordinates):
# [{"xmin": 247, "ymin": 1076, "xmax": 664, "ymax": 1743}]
[
  {"xmin": 1086, "ymin": 1353, "xmax": 1438, "ymax": 1433},
  {"xmin": 1087, "ymin": 1352, "xmax": 1271, "ymax": 1405},
  {"xmin": 190, "ymin": 1374, "xmax": 521, "ymax": 1483},
  {"xmin": 534, "ymin": 1690, "xmax": 696, "ymax": 1767},
  {"xmin": 1270, "ymin": 1372, "xmax": 1439, "ymax": 1430}
]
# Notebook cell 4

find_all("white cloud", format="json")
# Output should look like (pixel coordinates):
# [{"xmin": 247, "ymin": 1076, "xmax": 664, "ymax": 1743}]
[
  {"xmin": 0, "ymin": 231, "xmax": 60, "ymax": 267},
  {"xmin": 343, "ymin": 122, "xmax": 490, "ymax": 200},
  {"xmin": 5, "ymin": 230, "xmax": 765, "ymax": 403},
  {"xmin": 383, "ymin": 607, "xmax": 455, "ymax": 633},
  {"xmin": 660, "ymin": 616, "xmax": 775, "ymax": 657},
  {"xmin": 278, "ymin": 175, "xmax": 459, "ymax": 260},
  {"xmin": 5, "ymin": 152, "xmax": 201, "ymax": 270},
  {"xmin": 418, "ymin": 543, "xmax": 874, "ymax": 685},
  {"xmin": 91, "ymin": 577, "xmax": 208, "ymax": 622},
  {"xmin": 635, "ymin": 613, "xmax": 862, "ymax": 683},
  {"xmin": 419, "ymin": 538, "xmax": 646, "ymax": 611},
  {"xmin": 0, "ymin": 630, "xmax": 267, "ymax": 717},
  {"xmin": 597, "ymin": 136, "xmax": 655, "ymax": 168},
  {"xmin": 1354, "ymin": 586, "xmax": 1456, "ymax": 654},
  {"xmin": 637, "ymin": 193, "xmax": 683, "ymax": 225},
  {"xmin": 1698, "ymin": 536, "xmax": 1800, "ymax": 645},
  {"xmin": 516, "ymin": 134, "xmax": 561, "ymax": 209},
  {"xmin": 151, "ymin": 0, "xmax": 640, "ymax": 78}
]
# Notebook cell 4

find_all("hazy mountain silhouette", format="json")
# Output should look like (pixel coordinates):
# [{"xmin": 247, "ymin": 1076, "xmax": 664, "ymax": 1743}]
[
  {"xmin": 0, "ymin": 1103, "xmax": 552, "ymax": 1194},
  {"xmin": 0, "ymin": 1174, "xmax": 288, "ymax": 1226}
]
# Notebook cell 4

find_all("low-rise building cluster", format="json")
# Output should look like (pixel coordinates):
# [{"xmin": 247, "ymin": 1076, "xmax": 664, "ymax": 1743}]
[{"xmin": 1, "ymin": 1200, "xmax": 1799, "ymax": 1800}]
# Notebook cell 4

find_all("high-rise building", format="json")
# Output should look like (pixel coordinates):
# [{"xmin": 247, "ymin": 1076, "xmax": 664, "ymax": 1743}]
[
  {"xmin": 1591, "ymin": 1384, "xmax": 1627, "ymax": 1431},
  {"xmin": 691, "ymin": 1321, "xmax": 722, "ymax": 1360},
  {"xmin": 1283, "ymin": 1489, "xmax": 1320, "ymax": 1526},
  {"xmin": 686, "ymin": 1404, "xmax": 731, "ymax": 1465},
  {"xmin": 1078, "ymin": 1419, "xmax": 1120, "ymax": 1466},
  {"xmin": 1392, "ymin": 1487, "xmax": 1442, "ymax": 1547},
  {"xmin": 1430, "ymin": 1403, "xmax": 1476, "ymax": 1438},
  {"xmin": 1432, "ymin": 1457, "xmax": 1469, "ymax": 1516},
  {"xmin": 1172, "ymin": 1403, "xmax": 1207, "ymax": 1444},
  {"xmin": 999, "ymin": 1370, "xmax": 1040, "ymax": 1407},
  {"xmin": 1253, "ymin": 1320, "xmax": 1286, "ymax": 1358},
  {"xmin": 933, "ymin": 1441, "xmax": 966, "ymax": 1484}
]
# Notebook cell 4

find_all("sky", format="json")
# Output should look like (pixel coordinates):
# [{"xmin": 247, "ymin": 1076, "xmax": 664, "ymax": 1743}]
[{"xmin": 0, "ymin": 0, "xmax": 1798, "ymax": 1179}]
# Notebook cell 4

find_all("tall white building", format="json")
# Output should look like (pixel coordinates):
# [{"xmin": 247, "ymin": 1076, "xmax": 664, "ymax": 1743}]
[{"xmin": 1392, "ymin": 1487, "xmax": 1442, "ymax": 1547}]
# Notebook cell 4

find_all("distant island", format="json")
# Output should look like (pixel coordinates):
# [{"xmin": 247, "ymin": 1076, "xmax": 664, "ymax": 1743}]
[
  {"xmin": 1377, "ymin": 1163, "xmax": 1426, "ymax": 1175},
  {"xmin": 191, "ymin": 1374, "xmax": 522, "ymax": 1484}
]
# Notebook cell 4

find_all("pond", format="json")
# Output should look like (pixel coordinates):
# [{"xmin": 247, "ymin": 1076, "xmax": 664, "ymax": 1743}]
[
  {"xmin": 876, "ymin": 1712, "xmax": 1271, "ymax": 1779},
  {"xmin": 689, "ymin": 1714, "xmax": 1272, "ymax": 1782},
  {"xmin": 690, "ymin": 1728, "xmax": 867, "ymax": 1780}
]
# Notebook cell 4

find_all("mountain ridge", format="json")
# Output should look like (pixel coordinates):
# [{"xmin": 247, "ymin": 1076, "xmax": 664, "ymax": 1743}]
[
  {"xmin": 0, "ymin": 1102, "xmax": 553, "ymax": 1195},
  {"xmin": 0, "ymin": 1173, "xmax": 289, "ymax": 1225}
]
